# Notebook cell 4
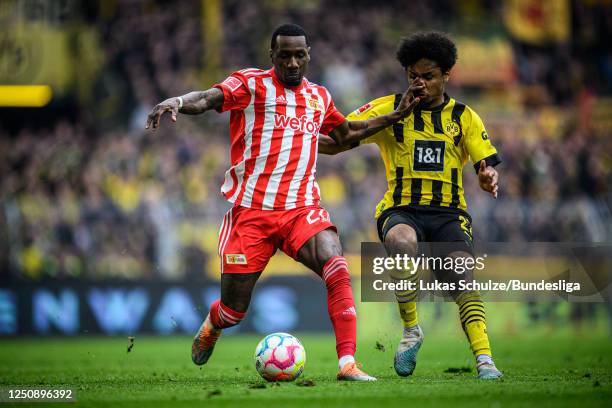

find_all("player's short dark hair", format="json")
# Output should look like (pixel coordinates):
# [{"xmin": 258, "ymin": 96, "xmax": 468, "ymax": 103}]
[
  {"xmin": 396, "ymin": 31, "xmax": 457, "ymax": 73},
  {"xmin": 270, "ymin": 23, "xmax": 309, "ymax": 49}
]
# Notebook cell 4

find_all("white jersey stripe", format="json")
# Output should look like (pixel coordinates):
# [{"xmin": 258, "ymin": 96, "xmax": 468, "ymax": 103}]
[
  {"xmin": 284, "ymin": 87, "xmax": 317, "ymax": 209},
  {"xmin": 222, "ymin": 77, "xmax": 256, "ymax": 202},
  {"xmin": 239, "ymin": 68, "xmax": 260, "ymax": 74},
  {"xmin": 240, "ymin": 77, "xmax": 277, "ymax": 208},
  {"xmin": 262, "ymin": 89, "xmax": 296, "ymax": 208},
  {"xmin": 304, "ymin": 87, "xmax": 326, "ymax": 206}
]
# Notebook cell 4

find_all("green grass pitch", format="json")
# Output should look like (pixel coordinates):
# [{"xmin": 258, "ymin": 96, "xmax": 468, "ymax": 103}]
[{"xmin": 0, "ymin": 334, "xmax": 610, "ymax": 407}]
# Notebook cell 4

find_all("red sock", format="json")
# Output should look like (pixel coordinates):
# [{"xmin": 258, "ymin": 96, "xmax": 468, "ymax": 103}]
[
  {"xmin": 322, "ymin": 256, "xmax": 357, "ymax": 359},
  {"xmin": 209, "ymin": 299, "xmax": 246, "ymax": 329}
]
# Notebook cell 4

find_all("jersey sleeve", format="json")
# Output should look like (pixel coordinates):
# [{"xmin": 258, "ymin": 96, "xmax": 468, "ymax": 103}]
[
  {"xmin": 213, "ymin": 73, "xmax": 252, "ymax": 112},
  {"xmin": 463, "ymin": 108, "xmax": 501, "ymax": 173},
  {"xmin": 319, "ymin": 98, "xmax": 346, "ymax": 135},
  {"xmin": 346, "ymin": 96, "xmax": 396, "ymax": 145}
]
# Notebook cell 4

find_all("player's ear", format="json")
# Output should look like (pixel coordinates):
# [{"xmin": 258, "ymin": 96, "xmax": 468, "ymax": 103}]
[
  {"xmin": 306, "ymin": 47, "xmax": 311, "ymax": 62},
  {"xmin": 443, "ymin": 71, "xmax": 450, "ymax": 84}
]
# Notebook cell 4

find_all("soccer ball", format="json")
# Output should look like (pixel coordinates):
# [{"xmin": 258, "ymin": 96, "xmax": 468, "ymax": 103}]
[{"xmin": 254, "ymin": 332, "xmax": 306, "ymax": 382}]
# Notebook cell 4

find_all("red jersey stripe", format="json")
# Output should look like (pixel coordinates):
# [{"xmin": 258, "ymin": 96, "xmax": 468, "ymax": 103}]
[
  {"xmin": 233, "ymin": 76, "xmax": 268, "ymax": 206},
  {"xmin": 251, "ymin": 80, "xmax": 288, "ymax": 209},
  {"xmin": 273, "ymin": 88, "xmax": 307, "ymax": 209}
]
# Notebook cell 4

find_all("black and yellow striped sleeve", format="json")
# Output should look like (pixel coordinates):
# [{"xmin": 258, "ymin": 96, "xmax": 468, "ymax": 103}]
[{"xmin": 463, "ymin": 107, "xmax": 501, "ymax": 173}]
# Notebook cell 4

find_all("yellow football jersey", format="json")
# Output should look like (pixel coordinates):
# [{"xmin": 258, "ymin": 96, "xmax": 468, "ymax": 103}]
[{"xmin": 347, "ymin": 93, "xmax": 500, "ymax": 218}]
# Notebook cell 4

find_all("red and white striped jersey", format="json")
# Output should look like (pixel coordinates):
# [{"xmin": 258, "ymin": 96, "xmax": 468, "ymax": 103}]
[{"xmin": 213, "ymin": 68, "xmax": 345, "ymax": 210}]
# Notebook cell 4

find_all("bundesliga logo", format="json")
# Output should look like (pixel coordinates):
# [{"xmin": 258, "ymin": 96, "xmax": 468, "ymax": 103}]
[{"xmin": 274, "ymin": 113, "xmax": 320, "ymax": 134}]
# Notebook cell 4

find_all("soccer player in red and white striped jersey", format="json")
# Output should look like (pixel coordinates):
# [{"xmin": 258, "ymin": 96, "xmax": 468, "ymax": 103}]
[
  {"xmin": 146, "ymin": 23, "xmax": 421, "ymax": 381},
  {"xmin": 214, "ymin": 67, "xmax": 338, "ymax": 210}
]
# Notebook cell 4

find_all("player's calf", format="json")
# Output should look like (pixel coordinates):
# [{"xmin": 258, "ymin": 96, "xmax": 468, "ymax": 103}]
[
  {"xmin": 321, "ymin": 256, "xmax": 377, "ymax": 381},
  {"xmin": 454, "ymin": 291, "xmax": 503, "ymax": 379},
  {"xmin": 191, "ymin": 299, "xmax": 245, "ymax": 366},
  {"xmin": 323, "ymin": 256, "xmax": 357, "ymax": 358}
]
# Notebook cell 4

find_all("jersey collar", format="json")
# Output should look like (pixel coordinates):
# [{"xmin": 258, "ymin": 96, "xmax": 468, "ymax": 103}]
[
  {"xmin": 269, "ymin": 68, "xmax": 306, "ymax": 91},
  {"xmin": 419, "ymin": 93, "xmax": 450, "ymax": 112}
]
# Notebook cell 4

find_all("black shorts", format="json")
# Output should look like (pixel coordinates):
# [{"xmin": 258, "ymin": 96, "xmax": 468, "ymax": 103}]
[{"xmin": 376, "ymin": 205, "xmax": 474, "ymax": 256}]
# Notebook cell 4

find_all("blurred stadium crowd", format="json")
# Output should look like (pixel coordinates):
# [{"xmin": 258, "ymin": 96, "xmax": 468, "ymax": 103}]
[{"xmin": 0, "ymin": 0, "xmax": 610, "ymax": 280}]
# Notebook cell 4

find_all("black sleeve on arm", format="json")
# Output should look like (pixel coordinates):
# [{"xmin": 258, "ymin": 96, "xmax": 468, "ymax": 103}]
[{"xmin": 473, "ymin": 153, "xmax": 502, "ymax": 173}]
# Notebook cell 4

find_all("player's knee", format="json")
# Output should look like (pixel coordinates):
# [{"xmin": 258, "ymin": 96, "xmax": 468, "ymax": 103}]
[
  {"xmin": 220, "ymin": 272, "xmax": 260, "ymax": 314},
  {"xmin": 318, "ymin": 249, "xmax": 341, "ymax": 271},
  {"xmin": 385, "ymin": 225, "xmax": 418, "ymax": 256},
  {"xmin": 315, "ymin": 233, "xmax": 343, "ymax": 271},
  {"xmin": 221, "ymin": 299, "xmax": 250, "ymax": 314},
  {"xmin": 446, "ymin": 250, "xmax": 475, "ymax": 276},
  {"xmin": 448, "ymin": 250, "xmax": 473, "ymax": 260}
]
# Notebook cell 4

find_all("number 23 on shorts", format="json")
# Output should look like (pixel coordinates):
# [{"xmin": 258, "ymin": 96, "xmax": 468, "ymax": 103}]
[
  {"xmin": 459, "ymin": 215, "xmax": 473, "ymax": 239},
  {"xmin": 306, "ymin": 208, "xmax": 330, "ymax": 225}
]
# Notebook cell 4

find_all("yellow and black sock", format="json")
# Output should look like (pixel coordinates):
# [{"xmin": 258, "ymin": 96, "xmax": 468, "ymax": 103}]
[
  {"xmin": 390, "ymin": 268, "xmax": 420, "ymax": 328},
  {"xmin": 398, "ymin": 301, "xmax": 418, "ymax": 328},
  {"xmin": 456, "ymin": 291, "xmax": 491, "ymax": 357}
]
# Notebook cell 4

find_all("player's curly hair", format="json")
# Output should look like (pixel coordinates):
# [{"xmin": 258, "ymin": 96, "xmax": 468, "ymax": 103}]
[{"xmin": 396, "ymin": 31, "xmax": 457, "ymax": 73}]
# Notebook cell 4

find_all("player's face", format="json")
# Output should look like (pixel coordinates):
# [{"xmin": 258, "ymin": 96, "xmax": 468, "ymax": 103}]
[
  {"xmin": 406, "ymin": 58, "xmax": 449, "ymax": 107},
  {"xmin": 270, "ymin": 35, "xmax": 310, "ymax": 87}
]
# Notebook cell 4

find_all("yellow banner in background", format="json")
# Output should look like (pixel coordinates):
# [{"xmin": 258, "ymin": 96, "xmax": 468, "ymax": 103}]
[
  {"xmin": 503, "ymin": 0, "xmax": 571, "ymax": 45},
  {"xmin": 0, "ymin": 24, "xmax": 71, "ymax": 91},
  {"xmin": 0, "ymin": 85, "xmax": 52, "ymax": 107},
  {"xmin": 0, "ymin": 21, "xmax": 104, "ymax": 103}
]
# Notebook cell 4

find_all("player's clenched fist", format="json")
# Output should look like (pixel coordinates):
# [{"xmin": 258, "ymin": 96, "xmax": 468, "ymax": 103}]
[{"xmin": 145, "ymin": 97, "xmax": 180, "ymax": 130}]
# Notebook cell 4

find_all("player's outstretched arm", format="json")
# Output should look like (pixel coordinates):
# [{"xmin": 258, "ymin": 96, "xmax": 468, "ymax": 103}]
[
  {"xmin": 318, "ymin": 134, "xmax": 356, "ymax": 155},
  {"xmin": 477, "ymin": 159, "xmax": 499, "ymax": 198},
  {"xmin": 145, "ymin": 88, "xmax": 224, "ymax": 130},
  {"xmin": 325, "ymin": 84, "xmax": 422, "ymax": 153}
]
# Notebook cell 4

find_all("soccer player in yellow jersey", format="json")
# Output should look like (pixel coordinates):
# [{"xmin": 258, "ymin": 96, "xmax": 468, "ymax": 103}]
[{"xmin": 319, "ymin": 31, "xmax": 502, "ymax": 379}]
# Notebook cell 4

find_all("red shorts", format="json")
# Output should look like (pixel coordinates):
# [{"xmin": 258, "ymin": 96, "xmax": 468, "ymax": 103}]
[{"xmin": 218, "ymin": 205, "xmax": 336, "ymax": 274}]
